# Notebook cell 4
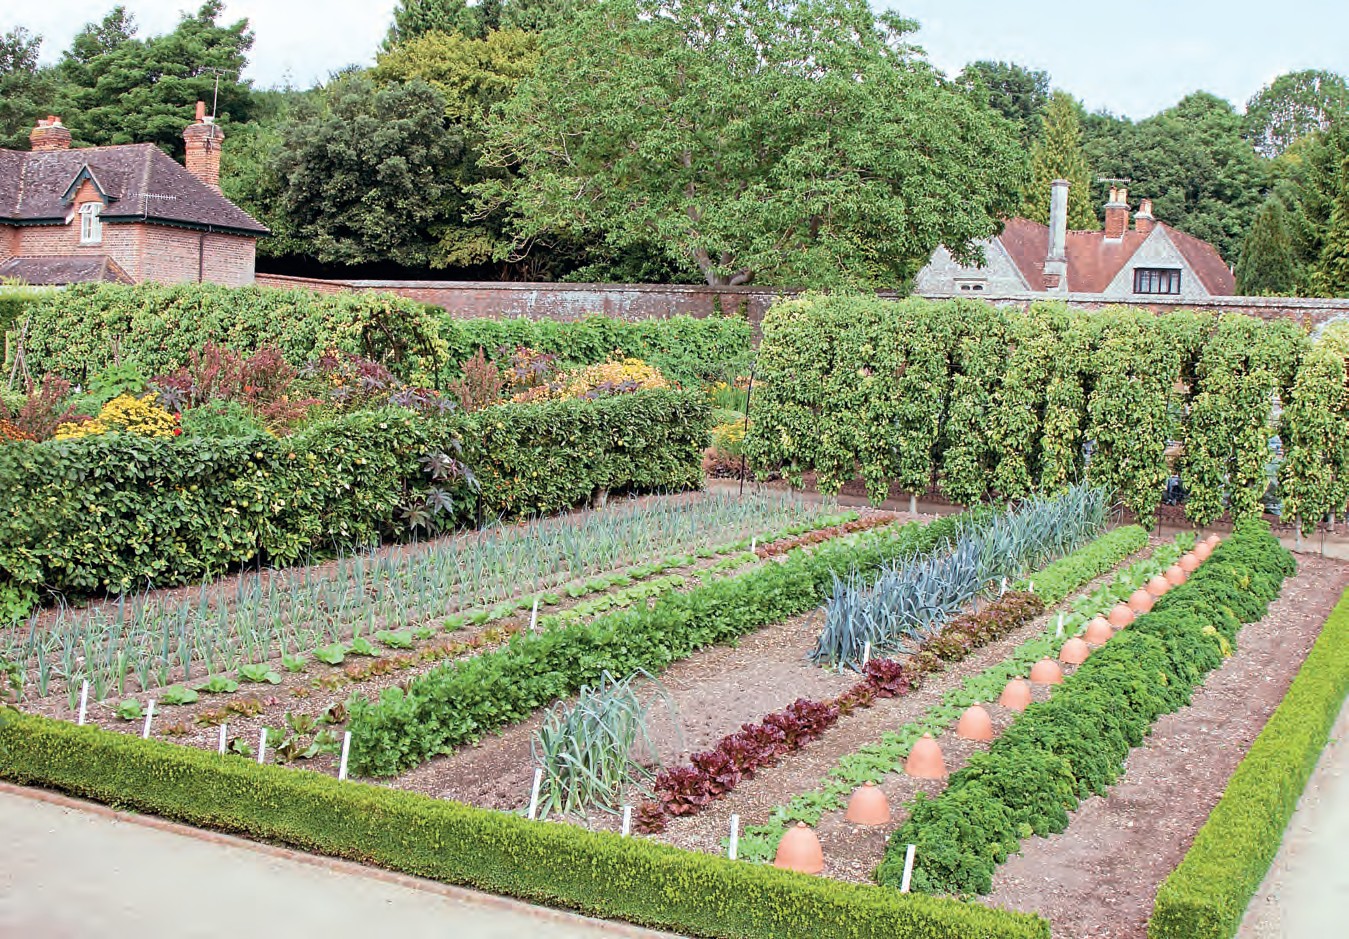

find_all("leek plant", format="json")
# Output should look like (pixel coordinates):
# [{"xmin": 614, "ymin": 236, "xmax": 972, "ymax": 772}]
[{"xmin": 814, "ymin": 484, "xmax": 1107, "ymax": 669}]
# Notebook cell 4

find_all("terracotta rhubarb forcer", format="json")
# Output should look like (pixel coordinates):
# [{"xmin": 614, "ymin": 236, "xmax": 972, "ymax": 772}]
[
  {"xmin": 1108, "ymin": 603, "xmax": 1135, "ymax": 629},
  {"xmin": 1205, "ymin": 534, "xmax": 1222, "ymax": 548},
  {"xmin": 774, "ymin": 823, "xmax": 824, "ymax": 874},
  {"xmin": 845, "ymin": 781, "xmax": 891, "ymax": 825},
  {"xmin": 956, "ymin": 703, "xmax": 994, "ymax": 742},
  {"xmin": 1128, "ymin": 588, "xmax": 1155, "ymax": 614},
  {"xmin": 1084, "ymin": 617, "xmax": 1114, "ymax": 645},
  {"xmin": 1194, "ymin": 541, "xmax": 1213, "ymax": 561},
  {"xmin": 1059, "ymin": 636, "xmax": 1090, "ymax": 665},
  {"xmin": 1030, "ymin": 658, "xmax": 1064, "ymax": 685},
  {"xmin": 998, "ymin": 677, "xmax": 1032, "ymax": 711},
  {"xmin": 1165, "ymin": 564, "xmax": 1187, "ymax": 587},
  {"xmin": 1178, "ymin": 552, "xmax": 1200, "ymax": 573},
  {"xmin": 1146, "ymin": 575, "xmax": 1171, "ymax": 598},
  {"xmin": 906, "ymin": 734, "xmax": 948, "ymax": 779}
]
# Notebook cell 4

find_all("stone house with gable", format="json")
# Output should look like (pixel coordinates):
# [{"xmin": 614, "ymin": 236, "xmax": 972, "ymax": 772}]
[
  {"xmin": 0, "ymin": 103, "xmax": 267, "ymax": 286},
  {"xmin": 915, "ymin": 180, "xmax": 1235, "ymax": 300}
]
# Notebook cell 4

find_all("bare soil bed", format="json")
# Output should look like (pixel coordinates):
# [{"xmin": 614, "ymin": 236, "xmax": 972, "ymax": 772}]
[{"xmin": 980, "ymin": 553, "xmax": 1349, "ymax": 939}]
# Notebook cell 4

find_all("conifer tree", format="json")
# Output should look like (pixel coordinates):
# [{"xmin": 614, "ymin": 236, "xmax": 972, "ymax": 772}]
[
  {"xmin": 1237, "ymin": 195, "xmax": 1302, "ymax": 295},
  {"xmin": 1023, "ymin": 91, "xmax": 1097, "ymax": 229},
  {"xmin": 1313, "ymin": 154, "xmax": 1349, "ymax": 296}
]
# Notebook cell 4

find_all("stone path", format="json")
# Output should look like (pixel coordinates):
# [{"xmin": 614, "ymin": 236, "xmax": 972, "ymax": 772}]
[
  {"xmin": 0, "ymin": 786, "xmax": 671, "ymax": 939},
  {"xmin": 1239, "ymin": 695, "xmax": 1349, "ymax": 939}
]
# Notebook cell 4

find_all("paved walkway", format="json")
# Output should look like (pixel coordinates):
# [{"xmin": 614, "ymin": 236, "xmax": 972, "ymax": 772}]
[
  {"xmin": 1239, "ymin": 695, "xmax": 1349, "ymax": 938},
  {"xmin": 0, "ymin": 787, "xmax": 670, "ymax": 939}
]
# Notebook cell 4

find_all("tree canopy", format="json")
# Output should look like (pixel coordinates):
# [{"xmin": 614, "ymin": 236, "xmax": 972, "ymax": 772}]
[
  {"xmin": 958, "ymin": 60, "xmax": 1049, "ymax": 142},
  {"xmin": 475, "ymin": 0, "xmax": 1026, "ymax": 287},
  {"xmin": 1245, "ymin": 69, "xmax": 1349, "ymax": 158},
  {"xmin": 1022, "ymin": 91, "xmax": 1096, "ymax": 229}
]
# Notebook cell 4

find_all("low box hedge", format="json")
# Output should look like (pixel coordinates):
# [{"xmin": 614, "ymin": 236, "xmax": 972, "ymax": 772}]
[
  {"xmin": 879, "ymin": 521, "xmax": 1295, "ymax": 896},
  {"xmin": 0, "ymin": 389, "xmax": 708, "ymax": 598},
  {"xmin": 1148, "ymin": 586, "xmax": 1349, "ymax": 939},
  {"xmin": 348, "ymin": 510, "xmax": 981, "ymax": 776},
  {"xmin": 0, "ymin": 709, "xmax": 1048, "ymax": 939}
]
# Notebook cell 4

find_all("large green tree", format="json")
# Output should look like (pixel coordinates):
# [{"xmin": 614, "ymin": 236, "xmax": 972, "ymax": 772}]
[
  {"xmin": 1022, "ymin": 91, "xmax": 1096, "ymax": 229},
  {"xmin": 1236, "ymin": 194, "xmax": 1302, "ymax": 295},
  {"xmin": 475, "ymin": 0, "xmax": 1026, "ymax": 287},
  {"xmin": 0, "ymin": 27, "xmax": 57, "ymax": 149},
  {"xmin": 53, "ymin": 3, "xmax": 255, "ymax": 158},
  {"xmin": 1083, "ymin": 92, "xmax": 1264, "ymax": 261},
  {"xmin": 1245, "ymin": 69, "xmax": 1349, "ymax": 158},
  {"xmin": 267, "ymin": 73, "xmax": 466, "ymax": 269},
  {"xmin": 958, "ymin": 60, "xmax": 1049, "ymax": 142},
  {"xmin": 1312, "ymin": 151, "xmax": 1349, "ymax": 295},
  {"xmin": 385, "ymin": 0, "xmax": 574, "ymax": 44}
]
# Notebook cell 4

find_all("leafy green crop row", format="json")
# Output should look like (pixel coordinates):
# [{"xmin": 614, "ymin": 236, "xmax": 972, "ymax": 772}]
[
  {"xmin": 0, "ymin": 708, "xmax": 1049, "ymax": 939},
  {"xmin": 1148, "ymin": 586, "xmax": 1349, "ymax": 939},
  {"xmin": 0, "ymin": 389, "xmax": 708, "ymax": 600},
  {"xmin": 347, "ymin": 512, "xmax": 982, "ymax": 776},
  {"xmin": 878, "ymin": 522, "xmax": 1294, "ymax": 896}
]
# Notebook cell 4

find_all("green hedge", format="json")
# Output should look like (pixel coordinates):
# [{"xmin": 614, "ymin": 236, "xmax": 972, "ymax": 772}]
[
  {"xmin": 0, "ymin": 710, "xmax": 1048, "ymax": 939},
  {"xmin": 878, "ymin": 522, "xmax": 1295, "ymax": 895},
  {"xmin": 1148, "ymin": 586, "xmax": 1349, "ymax": 939},
  {"xmin": 12, "ymin": 282, "xmax": 752, "ymax": 390},
  {"xmin": 349, "ymin": 510, "xmax": 984, "ymax": 776},
  {"xmin": 0, "ymin": 389, "xmax": 708, "ymax": 597}
]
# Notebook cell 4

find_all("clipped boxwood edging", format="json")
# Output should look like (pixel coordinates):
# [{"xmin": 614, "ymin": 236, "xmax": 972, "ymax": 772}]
[
  {"xmin": 348, "ymin": 511, "xmax": 986, "ymax": 777},
  {"xmin": 0, "ymin": 710, "xmax": 1048, "ymax": 939},
  {"xmin": 1148, "ymin": 586, "xmax": 1349, "ymax": 939},
  {"xmin": 879, "ymin": 521, "xmax": 1295, "ymax": 896}
]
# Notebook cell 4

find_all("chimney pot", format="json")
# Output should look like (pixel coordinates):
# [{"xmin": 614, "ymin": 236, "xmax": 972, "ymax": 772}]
[
  {"xmin": 1104, "ymin": 188, "xmax": 1129, "ymax": 240},
  {"xmin": 29, "ymin": 116, "xmax": 72, "ymax": 151},
  {"xmin": 183, "ymin": 105, "xmax": 225, "ymax": 192},
  {"xmin": 1135, "ymin": 198, "xmax": 1156, "ymax": 235},
  {"xmin": 1043, "ymin": 179, "xmax": 1070, "ymax": 292},
  {"xmin": 195, "ymin": 100, "xmax": 207, "ymax": 122}
]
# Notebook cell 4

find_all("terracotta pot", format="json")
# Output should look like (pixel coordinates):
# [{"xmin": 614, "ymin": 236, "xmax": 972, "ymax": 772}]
[
  {"xmin": 1193, "ymin": 541, "xmax": 1213, "ymax": 561},
  {"xmin": 1030, "ymin": 658, "xmax": 1064, "ymax": 685},
  {"xmin": 1178, "ymin": 552, "xmax": 1200, "ymax": 573},
  {"xmin": 1084, "ymin": 617, "xmax": 1114, "ymax": 645},
  {"xmin": 1059, "ymin": 637, "xmax": 1091, "ymax": 665},
  {"xmin": 1146, "ymin": 576, "xmax": 1171, "ymax": 598},
  {"xmin": 1165, "ymin": 564, "xmax": 1187, "ymax": 587},
  {"xmin": 998, "ymin": 678, "xmax": 1032, "ymax": 711},
  {"xmin": 1108, "ymin": 603, "xmax": 1135, "ymax": 629},
  {"xmin": 956, "ymin": 703, "xmax": 994, "ymax": 742},
  {"xmin": 905, "ymin": 734, "xmax": 948, "ymax": 779},
  {"xmin": 774, "ymin": 822, "xmax": 824, "ymax": 873},
  {"xmin": 1205, "ymin": 534, "xmax": 1222, "ymax": 548},
  {"xmin": 1128, "ymin": 588, "xmax": 1155, "ymax": 614},
  {"xmin": 844, "ymin": 781, "xmax": 891, "ymax": 825}
]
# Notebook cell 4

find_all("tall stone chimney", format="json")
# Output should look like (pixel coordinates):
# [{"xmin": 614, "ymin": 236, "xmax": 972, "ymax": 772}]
[
  {"xmin": 1135, "ymin": 198, "xmax": 1155, "ymax": 236},
  {"xmin": 182, "ymin": 101, "xmax": 224, "ymax": 193},
  {"xmin": 29, "ymin": 116, "xmax": 72, "ymax": 152},
  {"xmin": 1104, "ymin": 186, "xmax": 1129, "ymax": 240},
  {"xmin": 1043, "ymin": 178, "xmax": 1069, "ymax": 291}
]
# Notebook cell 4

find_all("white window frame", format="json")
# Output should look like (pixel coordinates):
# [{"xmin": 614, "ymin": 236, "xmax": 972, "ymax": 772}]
[{"xmin": 79, "ymin": 202, "xmax": 102, "ymax": 244}]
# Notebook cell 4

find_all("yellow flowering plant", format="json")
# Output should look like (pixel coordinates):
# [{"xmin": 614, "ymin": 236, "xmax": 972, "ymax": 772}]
[{"xmin": 54, "ymin": 394, "xmax": 181, "ymax": 440}]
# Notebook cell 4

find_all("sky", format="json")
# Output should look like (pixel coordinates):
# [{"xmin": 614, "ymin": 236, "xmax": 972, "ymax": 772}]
[{"xmin": 12, "ymin": 0, "xmax": 1349, "ymax": 119}]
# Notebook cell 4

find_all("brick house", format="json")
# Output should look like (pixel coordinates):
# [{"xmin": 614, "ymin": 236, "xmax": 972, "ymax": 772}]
[
  {"xmin": 915, "ymin": 180, "xmax": 1235, "ymax": 300},
  {"xmin": 0, "ymin": 104, "xmax": 267, "ymax": 286}
]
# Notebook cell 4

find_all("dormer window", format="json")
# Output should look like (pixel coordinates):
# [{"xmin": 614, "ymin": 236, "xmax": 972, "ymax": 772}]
[{"xmin": 79, "ymin": 202, "xmax": 102, "ymax": 244}]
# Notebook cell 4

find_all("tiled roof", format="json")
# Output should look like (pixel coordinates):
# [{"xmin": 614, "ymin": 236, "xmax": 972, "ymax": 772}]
[
  {"xmin": 0, "ymin": 255, "xmax": 134, "ymax": 285},
  {"xmin": 0, "ymin": 143, "xmax": 266, "ymax": 236},
  {"xmin": 995, "ymin": 217, "xmax": 1233, "ymax": 296}
]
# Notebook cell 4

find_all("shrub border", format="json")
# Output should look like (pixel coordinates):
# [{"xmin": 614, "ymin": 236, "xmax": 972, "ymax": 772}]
[
  {"xmin": 1147, "ymin": 585, "xmax": 1349, "ymax": 939},
  {"xmin": 0, "ymin": 708, "xmax": 1047, "ymax": 939}
]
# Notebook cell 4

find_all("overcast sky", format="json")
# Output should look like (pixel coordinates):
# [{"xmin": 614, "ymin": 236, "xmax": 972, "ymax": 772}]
[{"xmin": 15, "ymin": 0, "xmax": 1349, "ymax": 119}]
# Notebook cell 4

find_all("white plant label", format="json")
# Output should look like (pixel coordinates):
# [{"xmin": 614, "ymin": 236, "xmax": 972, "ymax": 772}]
[
  {"xmin": 529, "ymin": 597, "xmax": 540, "ymax": 634},
  {"xmin": 338, "ymin": 731, "xmax": 352, "ymax": 781},
  {"xmin": 862, "ymin": 641, "xmax": 872, "ymax": 668},
  {"xmin": 1057, "ymin": 612, "xmax": 1065, "ymax": 637},
  {"xmin": 728, "ymin": 814, "xmax": 741, "ymax": 861},
  {"xmin": 621, "ymin": 806, "xmax": 632, "ymax": 837},
  {"xmin": 256, "ymin": 728, "xmax": 268, "ymax": 765},
  {"xmin": 141, "ymin": 700, "xmax": 156, "ymax": 740},
  {"xmin": 750, "ymin": 538, "xmax": 756, "ymax": 554},
  {"xmin": 900, "ymin": 843, "xmax": 917, "ymax": 893},
  {"xmin": 77, "ymin": 680, "xmax": 89, "ymax": 726},
  {"xmin": 218, "ymin": 723, "xmax": 228, "ymax": 755},
  {"xmin": 527, "ymin": 767, "xmax": 543, "ymax": 820},
  {"xmin": 1028, "ymin": 580, "xmax": 1034, "ymax": 594},
  {"xmin": 999, "ymin": 577, "xmax": 1008, "ymax": 596}
]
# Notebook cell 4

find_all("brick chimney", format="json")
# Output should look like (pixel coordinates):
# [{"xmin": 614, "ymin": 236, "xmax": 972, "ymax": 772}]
[
  {"xmin": 1042, "ymin": 178, "xmax": 1069, "ymax": 292},
  {"xmin": 1104, "ymin": 186, "xmax": 1129, "ymax": 240},
  {"xmin": 1135, "ymin": 198, "xmax": 1155, "ymax": 236},
  {"xmin": 29, "ymin": 116, "xmax": 72, "ymax": 152},
  {"xmin": 182, "ymin": 101, "xmax": 225, "ymax": 192}
]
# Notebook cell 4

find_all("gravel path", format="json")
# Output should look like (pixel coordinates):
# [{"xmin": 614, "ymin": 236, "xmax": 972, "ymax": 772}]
[
  {"xmin": 0, "ymin": 787, "xmax": 671, "ymax": 939},
  {"xmin": 1239, "ymin": 695, "xmax": 1349, "ymax": 939},
  {"xmin": 981, "ymin": 554, "xmax": 1349, "ymax": 939}
]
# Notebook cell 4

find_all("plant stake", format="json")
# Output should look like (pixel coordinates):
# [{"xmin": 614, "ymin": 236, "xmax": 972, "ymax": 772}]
[
  {"xmin": 140, "ymin": 699, "xmax": 155, "ymax": 740},
  {"xmin": 338, "ymin": 731, "xmax": 352, "ymax": 781},
  {"xmin": 527, "ymin": 767, "xmax": 543, "ymax": 820},
  {"xmin": 899, "ymin": 843, "xmax": 916, "ymax": 892},
  {"xmin": 77, "ymin": 680, "xmax": 89, "ymax": 726},
  {"xmin": 729, "ymin": 814, "xmax": 740, "ymax": 861}
]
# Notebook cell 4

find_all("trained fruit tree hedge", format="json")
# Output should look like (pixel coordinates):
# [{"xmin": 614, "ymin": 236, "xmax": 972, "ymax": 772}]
[{"xmin": 746, "ymin": 294, "xmax": 1328, "ymax": 527}]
